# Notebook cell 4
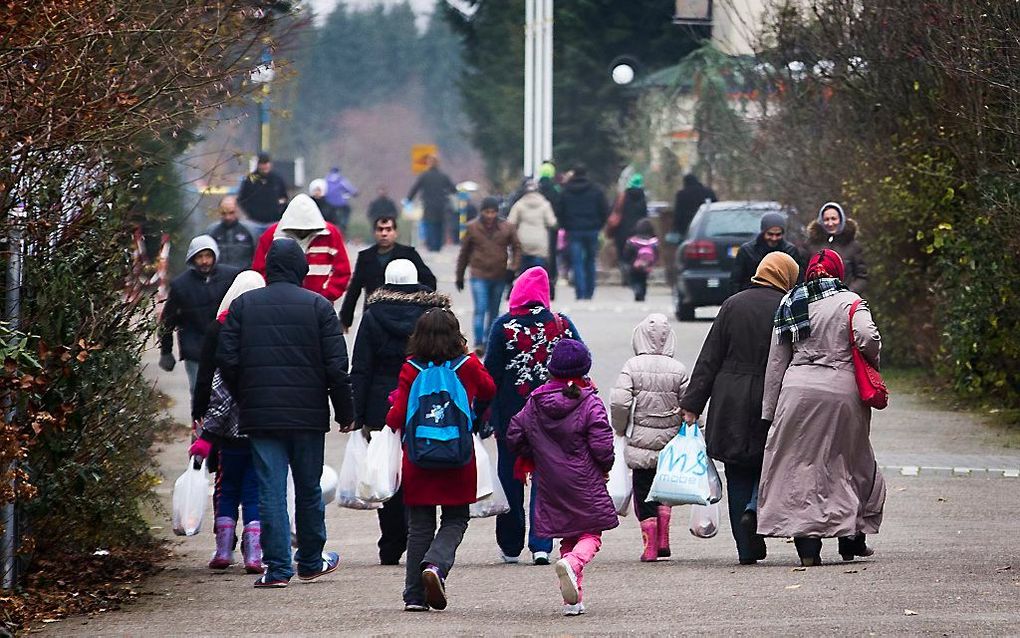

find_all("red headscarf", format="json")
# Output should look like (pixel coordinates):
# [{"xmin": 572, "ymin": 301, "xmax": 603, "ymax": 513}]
[{"xmin": 805, "ymin": 248, "xmax": 845, "ymax": 281}]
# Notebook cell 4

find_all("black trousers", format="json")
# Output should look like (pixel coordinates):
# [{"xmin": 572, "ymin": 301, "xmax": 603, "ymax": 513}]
[
  {"xmin": 632, "ymin": 468, "xmax": 660, "ymax": 521},
  {"xmin": 377, "ymin": 486, "xmax": 408, "ymax": 564}
]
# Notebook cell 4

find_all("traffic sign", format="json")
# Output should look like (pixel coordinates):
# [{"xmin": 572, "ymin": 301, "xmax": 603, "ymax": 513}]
[{"xmin": 411, "ymin": 144, "xmax": 438, "ymax": 174}]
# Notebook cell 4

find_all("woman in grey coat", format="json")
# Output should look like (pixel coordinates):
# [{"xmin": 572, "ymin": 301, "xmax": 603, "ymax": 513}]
[{"xmin": 758, "ymin": 249, "xmax": 886, "ymax": 566}]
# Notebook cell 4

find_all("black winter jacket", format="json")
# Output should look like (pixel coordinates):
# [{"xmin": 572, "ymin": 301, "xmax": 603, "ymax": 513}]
[
  {"xmin": 367, "ymin": 196, "xmax": 399, "ymax": 222},
  {"xmin": 237, "ymin": 170, "xmax": 289, "ymax": 224},
  {"xmin": 205, "ymin": 220, "xmax": 256, "ymax": 270},
  {"xmin": 557, "ymin": 176, "xmax": 609, "ymax": 232},
  {"xmin": 350, "ymin": 285, "xmax": 450, "ymax": 429},
  {"xmin": 673, "ymin": 178, "xmax": 717, "ymax": 236},
  {"xmin": 338, "ymin": 243, "xmax": 437, "ymax": 328},
  {"xmin": 160, "ymin": 264, "xmax": 240, "ymax": 361},
  {"xmin": 679, "ymin": 285, "xmax": 785, "ymax": 466},
  {"xmin": 730, "ymin": 235, "xmax": 803, "ymax": 294},
  {"xmin": 217, "ymin": 239, "xmax": 354, "ymax": 434},
  {"xmin": 407, "ymin": 167, "xmax": 456, "ymax": 220}
]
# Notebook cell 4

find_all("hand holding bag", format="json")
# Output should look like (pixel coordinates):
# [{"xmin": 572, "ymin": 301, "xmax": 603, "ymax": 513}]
[
  {"xmin": 849, "ymin": 299, "xmax": 889, "ymax": 409},
  {"xmin": 647, "ymin": 422, "xmax": 715, "ymax": 506},
  {"xmin": 172, "ymin": 456, "xmax": 209, "ymax": 536}
]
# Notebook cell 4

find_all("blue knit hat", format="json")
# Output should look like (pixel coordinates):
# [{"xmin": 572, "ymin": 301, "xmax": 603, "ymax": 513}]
[{"xmin": 548, "ymin": 339, "xmax": 592, "ymax": 378}]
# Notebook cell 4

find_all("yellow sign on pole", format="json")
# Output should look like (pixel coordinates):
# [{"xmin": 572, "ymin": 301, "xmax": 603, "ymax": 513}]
[{"xmin": 411, "ymin": 144, "xmax": 438, "ymax": 174}]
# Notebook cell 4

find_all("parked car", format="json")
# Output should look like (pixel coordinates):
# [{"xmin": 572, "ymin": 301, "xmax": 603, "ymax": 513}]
[{"xmin": 673, "ymin": 201, "xmax": 801, "ymax": 321}]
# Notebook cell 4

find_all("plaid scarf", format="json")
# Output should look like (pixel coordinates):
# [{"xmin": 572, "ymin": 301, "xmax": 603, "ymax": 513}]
[{"xmin": 774, "ymin": 277, "xmax": 848, "ymax": 343}]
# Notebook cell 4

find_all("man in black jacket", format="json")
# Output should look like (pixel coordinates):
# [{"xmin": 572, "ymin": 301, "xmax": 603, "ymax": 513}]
[
  {"xmin": 338, "ymin": 216, "xmax": 436, "ymax": 330},
  {"xmin": 406, "ymin": 155, "xmax": 456, "ymax": 252},
  {"xmin": 366, "ymin": 185, "xmax": 399, "ymax": 224},
  {"xmin": 730, "ymin": 211, "xmax": 803, "ymax": 294},
  {"xmin": 556, "ymin": 165, "xmax": 609, "ymax": 300},
  {"xmin": 672, "ymin": 173, "xmax": 717, "ymax": 238},
  {"xmin": 217, "ymin": 238, "xmax": 354, "ymax": 588},
  {"xmin": 205, "ymin": 195, "xmax": 256, "ymax": 269},
  {"xmin": 237, "ymin": 153, "xmax": 289, "ymax": 239}
]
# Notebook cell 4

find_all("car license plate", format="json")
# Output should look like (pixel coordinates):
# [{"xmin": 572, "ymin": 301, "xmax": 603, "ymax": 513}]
[
  {"xmin": 707, "ymin": 278, "xmax": 720, "ymax": 288},
  {"xmin": 729, "ymin": 245, "xmax": 740, "ymax": 258}
]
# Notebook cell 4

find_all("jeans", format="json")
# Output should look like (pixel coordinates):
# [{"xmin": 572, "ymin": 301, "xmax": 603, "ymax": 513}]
[
  {"xmin": 377, "ymin": 486, "xmax": 408, "ymax": 564},
  {"xmin": 249, "ymin": 432, "xmax": 327, "ymax": 581},
  {"xmin": 214, "ymin": 446, "xmax": 260, "ymax": 524},
  {"xmin": 559, "ymin": 533, "xmax": 602, "ymax": 603},
  {"xmin": 423, "ymin": 220, "xmax": 444, "ymax": 252},
  {"xmin": 404, "ymin": 505, "xmax": 470, "ymax": 604},
  {"xmin": 566, "ymin": 230, "xmax": 599, "ymax": 299},
  {"xmin": 724, "ymin": 462, "xmax": 762, "ymax": 561},
  {"xmin": 519, "ymin": 254, "xmax": 547, "ymax": 272},
  {"xmin": 470, "ymin": 278, "xmax": 505, "ymax": 347},
  {"xmin": 335, "ymin": 205, "xmax": 351, "ymax": 234},
  {"xmin": 495, "ymin": 430, "xmax": 553, "ymax": 556},
  {"xmin": 448, "ymin": 210, "xmax": 463, "ymax": 244},
  {"xmin": 184, "ymin": 359, "xmax": 200, "ymax": 401},
  {"xmin": 631, "ymin": 467, "xmax": 660, "ymax": 521}
]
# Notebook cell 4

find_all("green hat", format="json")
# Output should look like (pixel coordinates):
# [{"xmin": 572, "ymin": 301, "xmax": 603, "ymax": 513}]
[
  {"xmin": 628, "ymin": 173, "xmax": 644, "ymax": 189},
  {"xmin": 539, "ymin": 162, "xmax": 556, "ymax": 179}
]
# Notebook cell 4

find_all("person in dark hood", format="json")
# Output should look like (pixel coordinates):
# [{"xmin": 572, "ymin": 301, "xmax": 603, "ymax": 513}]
[
  {"xmin": 556, "ymin": 165, "xmax": 609, "ymax": 300},
  {"xmin": 349, "ymin": 259, "xmax": 451, "ymax": 566},
  {"xmin": 806, "ymin": 201, "xmax": 868, "ymax": 293},
  {"xmin": 672, "ymin": 174, "xmax": 717, "ymax": 239},
  {"xmin": 217, "ymin": 238, "xmax": 354, "ymax": 588},
  {"xmin": 730, "ymin": 211, "xmax": 804, "ymax": 293}
]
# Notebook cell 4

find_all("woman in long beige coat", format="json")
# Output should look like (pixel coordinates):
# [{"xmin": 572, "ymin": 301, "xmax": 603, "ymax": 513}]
[{"xmin": 758, "ymin": 248, "xmax": 886, "ymax": 566}]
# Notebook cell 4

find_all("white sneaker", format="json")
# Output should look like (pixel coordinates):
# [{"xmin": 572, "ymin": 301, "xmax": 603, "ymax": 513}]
[
  {"xmin": 532, "ymin": 551, "xmax": 550, "ymax": 565},
  {"xmin": 562, "ymin": 602, "xmax": 586, "ymax": 616},
  {"xmin": 500, "ymin": 551, "xmax": 520, "ymax": 564},
  {"xmin": 555, "ymin": 558, "xmax": 579, "ymax": 605}
]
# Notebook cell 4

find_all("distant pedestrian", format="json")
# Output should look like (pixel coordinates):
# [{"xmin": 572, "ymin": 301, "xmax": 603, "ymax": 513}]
[
  {"xmin": 349, "ymin": 260, "xmax": 450, "ymax": 565},
  {"xmin": 251, "ymin": 194, "xmax": 352, "ymax": 305},
  {"xmin": 679, "ymin": 252, "xmax": 800, "ymax": 565},
  {"xmin": 621, "ymin": 218, "xmax": 659, "ymax": 302},
  {"xmin": 483, "ymin": 267, "xmax": 581, "ymax": 565},
  {"xmin": 507, "ymin": 179, "xmax": 558, "ymax": 272},
  {"xmin": 308, "ymin": 178, "xmax": 337, "ymax": 226},
  {"xmin": 613, "ymin": 173, "xmax": 649, "ymax": 272},
  {"xmin": 455, "ymin": 197, "xmax": 522, "ymax": 352},
  {"xmin": 671, "ymin": 174, "xmax": 716, "ymax": 239},
  {"xmin": 758, "ymin": 248, "xmax": 886, "ymax": 566},
  {"xmin": 217, "ymin": 238, "xmax": 354, "ymax": 588},
  {"xmin": 367, "ymin": 186, "xmax": 399, "ymax": 224},
  {"xmin": 237, "ymin": 152, "xmax": 289, "ymax": 239},
  {"xmin": 806, "ymin": 202, "xmax": 868, "ymax": 293},
  {"xmin": 556, "ymin": 165, "xmax": 609, "ymax": 300},
  {"xmin": 406, "ymin": 155, "xmax": 456, "ymax": 252},
  {"xmin": 731, "ymin": 211, "xmax": 803, "ymax": 294},
  {"xmin": 325, "ymin": 167, "xmax": 358, "ymax": 234},
  {"xmin": 537, "ymin": 161, "xmax": 562, "ymax": 298},
  {"xmin": 385, "ymin": 309, "xmax": 495, "ymax": 612},
  {"xmin": 159, "ymin": 235, "xmax": 240, "ymax": 401},
  {"xmin": 339, "ymin": 216, "xmax": 436, "ymax": 330},
  {"xmin": 609, "ymin": 314, "xmax": 689, "ymax": 562},
  {"xmin": 205, "ymin": 195, "xmax": 256, "ymax": 270},
  {"xmin": 507, "ymin": 339, "xmax": 617, "ymax": 617}
]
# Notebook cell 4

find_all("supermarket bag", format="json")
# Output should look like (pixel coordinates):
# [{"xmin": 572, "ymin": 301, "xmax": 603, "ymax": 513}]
[
  {"xmin": 606, "ymin": 435, "xmax": 632, "ymax": 516},
  {"xmin": 689, "ymin": 502, "xmax": 720, "ymax": 539},
  {"xmin": 172, "ymin": 456, "xmax": 209, "ymax": 536},
  {"xmin": 336, "ymin": 433, "xmax": 381, "ymax": 510},
  {"xmin": 356, "ymin": 427, "xmax": 402, "ymax": 503},
  {"xmin": 647, "ymin": 422, "xmax": 717, "ymax": 506}
]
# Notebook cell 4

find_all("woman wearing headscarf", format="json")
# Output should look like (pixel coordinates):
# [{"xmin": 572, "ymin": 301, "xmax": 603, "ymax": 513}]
[
  {"xmin": 483, "ymin": 266, "xmax": 581, "ymax": 565},
  {"xmin": 679, "ymin": 252, "xmax": 800, "ymax": 565},
  {"xmin": 807, "ymin": 202, "xmax": 867, "ymax": 293},
  {"xmin": 757, "ymin": 249, "xmax": 886, "ymax": 566}
]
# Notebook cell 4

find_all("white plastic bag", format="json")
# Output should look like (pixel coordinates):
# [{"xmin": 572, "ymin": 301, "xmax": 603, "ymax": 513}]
[
  {"xmin": 474, "ymin": 435, "xmax": 494, "ymax": 499},
  {"xmin": 286, "ymin": 463, "xmax": 343, "ymax": 545},
  {"xmin": 320, "ymin": 464, "xmax": 338, "ymax": 505},
  {"xmin": 470, "ymin": 448, "xmax": 510, "ymax": 518},
  {"xmin": 357, "ymin": 427, "xmax": 402, "ymax": 503},
  {"xmin": 647, "ymin": 422, "xmax": 715, "ymax": 506},
  {"xmin": 172, "ymin": 457, "xmax": 209, "ymax": 536},
  {"xmin": 689, "ymin": 502, "xmax": 720, "ymax": 538},
  {"xmin": 336, "ymin": 434, "xmax": 381, "ymax": 510},
  {"xmin": 606, "ymin": 435, "xmax": 632, "ymax": 516}
]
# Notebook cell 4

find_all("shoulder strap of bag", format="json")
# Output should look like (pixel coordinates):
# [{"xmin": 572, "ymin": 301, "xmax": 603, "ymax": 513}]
[
  {"xmin": 449, "ymin": 355, "xmax": 469, "ymax": 371},
  {"xmin": 553, "ymin": 312, "xmax": 567, "ymax": 338},
  {"xmin": 848, "ymin": 299, "xmax": 862, "ymax": 347}
]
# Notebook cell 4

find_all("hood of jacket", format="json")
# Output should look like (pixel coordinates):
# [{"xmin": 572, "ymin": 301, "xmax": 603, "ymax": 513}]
[
  {"xmin": 366, "ymin": 285, "xmax": 450, "ymax": 337},
  {"xmin": 532, "ymin": 384, "xmax": 597, "ymax": 420},
  {"xmin": 265, "ymin": 238, "xmax": 309, "ymax": 285},
  {"xmin": 217, "ymin": 270, "xmax": 266, "ymax": 317},
  {"xmin": 808, "ymin": 217, "xmax": 858, "ymax": 245},
  {"xmin": 564, "ymin": 176, "xmax": 594, "ymax": 194},
  {"xmin": 632, "ymin": 313, "xmax": 676, "ymax": 357},
  {"xmin": 186, "ymin": 234, "xmax": 220, "ymax": 264},
  {"xmin": 509, "ymin": 266, "xmax": 550, "ymax": 312},
  {"xmin": 277, "ymin": 194, "xmax": 326, "ymax": 233}
]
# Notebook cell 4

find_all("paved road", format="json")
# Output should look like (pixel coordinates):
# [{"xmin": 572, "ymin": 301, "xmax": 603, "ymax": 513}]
[{"xmin": 39, "ymin": 244, "xmax": 1020, "ymax": 635}]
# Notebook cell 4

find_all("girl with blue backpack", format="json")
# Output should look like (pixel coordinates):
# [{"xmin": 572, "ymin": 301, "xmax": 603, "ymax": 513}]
[{"xmin": 385, "ymin": 308, "xmax": 496, "ymax": 612}]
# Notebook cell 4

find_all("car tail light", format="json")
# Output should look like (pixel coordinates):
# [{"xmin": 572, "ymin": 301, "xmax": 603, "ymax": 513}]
[{"xmin": 683, "ymin": 240, "xmax": 717, "ymax": 262}]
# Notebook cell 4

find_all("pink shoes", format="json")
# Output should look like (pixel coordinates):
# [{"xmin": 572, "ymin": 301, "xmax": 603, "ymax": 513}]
[
  {"xmin": 657, "ymin": 506, "xmax": 672, "ymax": 558},
  {"xmin": 241, "ymin": 521, "xmax": 263, "ymax": 574},
  {"xmin": 209, "ymin": 516, "xmax": 236, "ymax": 569},
  {"xmin": 640, "ymin": 519, "xmax": 658, "ymax": 562}
]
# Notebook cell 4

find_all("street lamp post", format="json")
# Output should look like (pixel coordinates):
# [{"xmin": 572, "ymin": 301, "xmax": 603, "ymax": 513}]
[
  {"xmin": 251, "ymin": 49, "xmax": 275, "ymax": 156},
  {"xmin": 523, "ymin": 0, "xmax": 553, "ymax": 178}
]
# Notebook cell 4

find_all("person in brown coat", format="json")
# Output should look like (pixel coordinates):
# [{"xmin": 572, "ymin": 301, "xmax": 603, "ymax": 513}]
[
  {"xmin": 456, "ymin": 197, "xmax": 522, "ymax": 352},
  {"xmin": 806, "ymin": 202, "xmax": 868, "ymax": 293}
]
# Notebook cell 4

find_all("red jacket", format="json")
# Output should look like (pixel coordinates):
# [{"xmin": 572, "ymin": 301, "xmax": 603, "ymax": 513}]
[
  {"xmin": 252, "ymin": 223, "xmax": 352, "ymax": 302},
  {"xmin": 386, "ymin": 354, "xmax": 496, "ymax": 506}
]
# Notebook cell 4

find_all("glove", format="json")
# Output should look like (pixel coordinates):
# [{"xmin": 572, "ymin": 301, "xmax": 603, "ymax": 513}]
[
  {"xmin": 188, "ymin": 437, "xmax": 213, "ymax": 460},
  {"xmin": 505, "ymin": 269, "xmax": 515, "ymax": 285},
  {"xmin": 476, "ymin": 419, "xmax": 494, "ymax": 440},
  {"xmin": 360, "ymin": 425, "xmax": 373, "ymax": 441},
  {"xmin": 455, "ymin": 279, "xmax": 465, "ymax": 292},
  {"xmin": 158, "ymin": 352, "xmax": 176, "ymax": 372}
]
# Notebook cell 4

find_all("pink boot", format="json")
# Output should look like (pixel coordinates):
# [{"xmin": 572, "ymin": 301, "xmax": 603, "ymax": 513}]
[
  {"xmin": 657, "ymin": 506, "xmax": 672, "ymax": 558},
  {"xmin": 208, "ymin": 516, "xmax": 236, "ymax": 569},
  {"xmin": 640, "ymin": 518, "xmax": 658, "ymax": 562},
  {"xmin": 241, "ymin": 521, "xmax": 263, "ymax": 574}
]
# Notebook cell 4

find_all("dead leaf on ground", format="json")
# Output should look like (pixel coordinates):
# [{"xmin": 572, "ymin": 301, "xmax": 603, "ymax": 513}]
[
  {"xmin": 904, "ymin": 609, "xmax": 919, "ymax": 616},
  {"xmin": 996, "ymin": 565, "xmax": 1012, "ymax": 572},
  {"xmin": 41, "ymin": 619, "xmax": 62, "ymax": 623},
  {"xmin": 844, "ymin": 569, "xmax": 859, "ymax": 574},
  {"xmin": 791, "ymin": 567, "xmax": 807, "ymax": 572},
  {"xmin": 785, "ymin": 584, "xmax": 802, "ymax": 590}
]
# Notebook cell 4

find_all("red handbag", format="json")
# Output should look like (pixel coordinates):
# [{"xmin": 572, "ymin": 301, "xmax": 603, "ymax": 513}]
[{"xmin": 848, "ymin": 299, "xmax": 889, "ymax": 409}]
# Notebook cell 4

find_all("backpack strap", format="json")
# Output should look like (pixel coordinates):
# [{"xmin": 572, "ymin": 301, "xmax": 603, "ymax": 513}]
[
  {"xmin": 408, "ymin": 359, "xmax": 426, "ymax": 372},
  {"xmin": 449, "ymin": 355, "xmax": 469, "ymax": 371}
]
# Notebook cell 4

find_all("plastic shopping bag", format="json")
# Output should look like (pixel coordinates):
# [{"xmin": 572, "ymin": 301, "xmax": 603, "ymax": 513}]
[
  {"xmin": 336, "ymin": 433, "xmax": 381, "ymax": 510},
  {"xmin": 474, "ymin": 435, "xmax": 494, "ymax": 499},
  {"xmin": 172, "ymin": 457, "xmax": 209, "ymax": 536},
  {"xmin": 470, "ymin": 445, "xmax": 510, "ymax": 518},
  {"xmin": 647, "ymin": 422, "xmax": 715, "ymax": 506},
  {"xmin": 689, "ymin": 502, "xmax": 720, "ymax": 538},
  {"xmin": 606, "ymin": 435, "xmax": 632, "ymax": 516},
  {"xmin": 357, "ymin": 427, "xmax": 402, "ymax": 503}
]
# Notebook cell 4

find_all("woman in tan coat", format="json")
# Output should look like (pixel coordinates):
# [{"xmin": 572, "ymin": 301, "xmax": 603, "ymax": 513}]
[{"xmin": 758, "ymin": 249, "xmax": 886, "ymax": 566}]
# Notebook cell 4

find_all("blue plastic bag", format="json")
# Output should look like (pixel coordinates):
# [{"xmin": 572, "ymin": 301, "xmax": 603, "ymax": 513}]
[{"xmin": 647, "ymin": 422, "xmax": 720, "ymax": 506}]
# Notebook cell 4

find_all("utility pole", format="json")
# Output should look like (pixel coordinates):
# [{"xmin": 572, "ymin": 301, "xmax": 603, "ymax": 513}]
[
  {"xmin": 523, "ymin": 0, "xmax": 553, "ymax": 178},
  {"xmin": 1, "ymin": 203, "xmax": 25, "ymax": 590}
]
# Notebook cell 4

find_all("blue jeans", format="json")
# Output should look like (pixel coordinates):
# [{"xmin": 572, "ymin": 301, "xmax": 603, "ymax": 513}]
[
  {"xmin": 423, "ymin": 220, "xmax": 444, "ymax": 252},
  {"xmin": 519, "ymin": 255, "xmax": 547, "ymax": 272},
  {"xmin": 250, "ymin": 432, "xmax": 327, "ymax": 581},
  {"xmin": 215, "ymin": 446, "xmax": 259, "ymax": 524},
  {"xmin": 495, "ymin": 430, "xmax": 553, "ymax": 557},
  {"xmin": 470, "ymin": 278, "xmax": 505, "ymax": 347},
  {"xmin": 724, "ymin": 462, "xmax": 762, "ymax": 562},
  {"xmin": 566, "ymin": 230, "xmax": 599, "ymax": 299}
]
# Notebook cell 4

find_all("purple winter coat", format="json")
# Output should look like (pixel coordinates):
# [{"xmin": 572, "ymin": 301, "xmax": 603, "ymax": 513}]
[{"xmin": 506, "ymin": 381, "xmax": 619, "ymax": 538}]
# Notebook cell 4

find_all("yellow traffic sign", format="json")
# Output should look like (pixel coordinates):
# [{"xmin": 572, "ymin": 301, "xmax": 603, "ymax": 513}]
[{"xmin": 411, "ymin": 144, "xmax": 438, "ymax": 174}]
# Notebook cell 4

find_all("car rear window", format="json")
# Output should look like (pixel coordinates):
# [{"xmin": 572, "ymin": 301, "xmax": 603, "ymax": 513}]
[{"xmin": 702, "ymin": 210, "xmax": 777, "ymax": 237}]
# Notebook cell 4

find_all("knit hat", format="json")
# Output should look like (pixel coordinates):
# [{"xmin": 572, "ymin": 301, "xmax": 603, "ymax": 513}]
[
  {"xmin": 509, "ymin": 266, "xmax": 550, "ymax": 312},
  {"xmin": 759, "ymin": 211, "xmax": 787, "ymax": 232},
  {"xmin": 384, "ymin": 259, "xmax": 418, "ymax": 285},
  {"xmin": 480, "ymin": 196, "xmax": 500, "ymax": 212},
  {"xmin": 751, "ymin": 252, "xmax": 799, "ymax": 291},
  {"xmin": 539, "ymin": 161, "xmax": 556, "ymax": 179},
  {"xmin": 628, "ymin": 173, "xmax": 644, "ymax": 189},
  {"xmin": 186, "ymin": 234, "xmax": 219, "ymax": 263},
  {"xmin": 817, "ymin": 201, "xmax": 846, "ymax": 235},
  {"xmin": 548, "ymin": 339, "xmax": 591, "ymax": 379}
]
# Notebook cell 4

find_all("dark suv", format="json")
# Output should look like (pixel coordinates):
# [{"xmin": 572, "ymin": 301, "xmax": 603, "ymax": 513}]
[{"xmin": 673, "ymin": 201, "xmax": 798, "ymax": 321}]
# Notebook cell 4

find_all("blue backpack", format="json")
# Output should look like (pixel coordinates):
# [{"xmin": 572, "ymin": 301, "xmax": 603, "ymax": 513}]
[{"xmin": 404, "ymin": 356, "xmax": 474, "ymax": 469}]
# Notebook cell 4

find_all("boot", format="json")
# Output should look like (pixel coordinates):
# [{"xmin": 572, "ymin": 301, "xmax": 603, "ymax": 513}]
[
  {"xmin": 656, "ymin": 506, "xmax": 671, "ymax": 558},
  {"xmin": 640, "ymin": 518, "xmax": 658, "ymax": 562},
  {"xmin": 241, "ymin": 521, "xmax": 263, "ymax": 574},
  {"xmin": 793, "ymin": 537, "xmax": 823, "ymax": 567},
  {"xmin": 209, "ymin": 516, "xmax": 236, "ymax": 569},
  {"xmin": 838, "ymin": 533, "xmax": 874, "ymax": 561}
]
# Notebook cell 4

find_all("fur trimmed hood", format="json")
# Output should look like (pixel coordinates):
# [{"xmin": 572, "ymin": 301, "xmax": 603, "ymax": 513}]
[
  {"xmin": 808, "ymin": 217, "xmax": 859, "ymax": 245},
  {"xmin": 365, "ymin": 284, "xmax": 451, "ymax": 339},
  {"xmin": 366, "ymin": 285, "xmax": 450, "ymax": 309}
]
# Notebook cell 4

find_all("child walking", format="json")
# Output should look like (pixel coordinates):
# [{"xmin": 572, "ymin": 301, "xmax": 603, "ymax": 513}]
[
  {"xmin": 506, "ymin": 339, "xmax": 618, "ymax": 616},
  {"xmin": 621, "ymin": 218, "xmax": 659, "ymax": 302},
  {"xmin": 385, "ymin": 309, "xmax": 496, "ymax": 612},
  {"xmin": 609, "ymin": 313, "xmax": 690, "ymax": 561}
]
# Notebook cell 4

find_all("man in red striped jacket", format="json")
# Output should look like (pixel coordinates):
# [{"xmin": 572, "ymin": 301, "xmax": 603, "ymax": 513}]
[{"xmin": 252, "ymin": 194, "xmax": 352, "ymax": 304}]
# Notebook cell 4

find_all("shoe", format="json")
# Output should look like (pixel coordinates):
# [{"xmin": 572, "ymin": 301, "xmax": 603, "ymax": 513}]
[
  {"xmin": 297, "ymin": 551, "xmax": 340, "ymax": 581},
  {"xmin": 640, "ymin": 518, "xmax": 658, "ymax": 562},
  {"xmin": 794, "ymin": 537, "xmax": 823, "ymax": 566},
  {"xmin": 656, "ymin": 506, "xmax": 671, "ymax": 558},
  {"xmin": 421, "ymin": 564, "xmax": 448, "ymax": 610},
  {"xmin": 532, "ymin": 551, "xmax": 550, "ymax": 566},
  {"xmin": 253, "ymin": 574, "xmax": 289, "ymax": 588},
  {"xmin": 403, "ymin": 602, "xmax": 429, "ymax": 612},
  {"xmin": 208, "ymin": 516, "xmax": 236, "ymax": 570},
  {"xmin": 738, "ymin": 558, "xmax": 758, "ymax": 565},
  {"xmin": 740, "ymin": 511, "xmax": 767, "ymax": 561},
  {"xmin": 241, "ymin": 521, "xmax": 263, "ymax": 574},
  {"xmin": 500, "ymin": 552, "xmax": 520, "ymax": 564},
  {"xmin": 554, "ymin": 558, "xmax": 580, "ymax": 605},
  {"xmin": 562, "ymin": 602, "xmax": 586, "ymax": 616},
  {"xmin": 838, "ymin": 533, "xmax": 875, "ymax": 561},
  {"xmin": 380, "ymin": 557, "xmax": 401, "ymax": 566}
]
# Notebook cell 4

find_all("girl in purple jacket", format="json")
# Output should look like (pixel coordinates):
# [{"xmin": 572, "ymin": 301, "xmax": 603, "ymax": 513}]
[{"xmin": 506, "ymin": 339, "xmax": 618, "ymax": 617}]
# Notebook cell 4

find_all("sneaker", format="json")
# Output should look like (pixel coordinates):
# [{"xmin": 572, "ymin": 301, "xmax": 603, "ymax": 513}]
[
  {"xmin": 562, "ymin": 602, "xmax": 586, "ymax": 617},
  {"xmin": 554, "ymin": 559, "xmax": 579, "ymax": 605},
  {"xmin": 532, "ymin": 551, "xmax": 550, "ymax": 566},
  {"xmin": 403, "ymin": 602, "xmax": 429, "ymax": 612},
  {"xmin": 253, "ymin": 574, "xmax": 289, "ymax": 589},
  {"xmin": 297, "ymin": 551, "xmax": 340, "ymax": 581},
  {"xmin": 421, "ymin": 564, "xmax": 448, "ymax": 611},
  {"xmin": 500, "ymin": 552, "xmax": 520, "ymax": 564}
]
